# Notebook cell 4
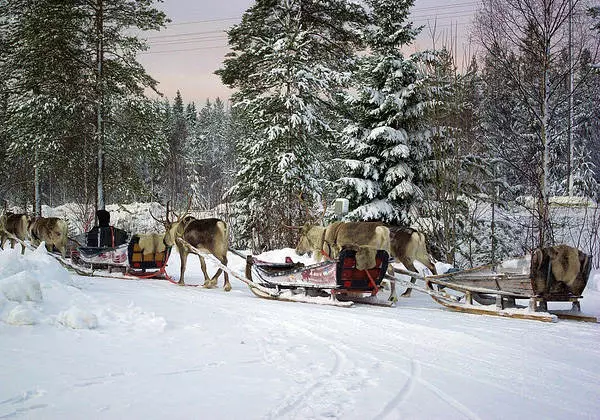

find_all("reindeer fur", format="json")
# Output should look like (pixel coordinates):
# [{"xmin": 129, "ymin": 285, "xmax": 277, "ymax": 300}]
[
  {"xmin": 0, "ymin": 213, "xmax": 30, "ymax": 254},
  {"xmin": 28, "ymin": 217, "xmax": 68, "ymax": 258},
  {"xmin": 531, "ymin": 244, "xmax": 589, "ymax": 297},
  {"xmin": 137, "ymin": 233, "xmax": 166, "ymax": 255},
  {"xmin": 164, "ymin": 217, "xmax": 231, "ymax": 291}
]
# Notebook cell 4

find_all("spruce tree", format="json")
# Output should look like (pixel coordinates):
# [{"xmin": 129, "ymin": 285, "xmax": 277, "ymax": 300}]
[
  {"xmin": 0, "ymin": 0, "xmax": 167, "ymax": 210},
  {"xmin": 337, "ymin": 0, "xmax": 433, "ymax": 225},
  {"xmin": 217, "ymin": 0, "xmax": 367, "ymax": 250}
]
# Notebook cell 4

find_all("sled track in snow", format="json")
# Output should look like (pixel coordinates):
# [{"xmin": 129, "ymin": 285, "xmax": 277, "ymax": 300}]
[{"xmin": 265, "ymin": 344, "xmax": 345, "ymax": 420}]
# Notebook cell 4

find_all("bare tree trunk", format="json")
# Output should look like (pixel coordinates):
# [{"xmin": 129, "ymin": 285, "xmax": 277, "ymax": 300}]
[
  {"xmin": 539, "ymin": 42, "xmax": 551, "ymax": 247},
  {"xmin": 95, "ymin": 0, "xmax": 105, "ymax": 210},
  {"xmin": 34, "ymin": 157, "xmax": 41, "ymax": 217}
]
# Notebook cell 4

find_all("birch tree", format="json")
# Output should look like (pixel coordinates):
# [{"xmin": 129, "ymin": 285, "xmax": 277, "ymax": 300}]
[{"xmin": 474, "ymin": 0, "xmax": 599, "ymax": 247}]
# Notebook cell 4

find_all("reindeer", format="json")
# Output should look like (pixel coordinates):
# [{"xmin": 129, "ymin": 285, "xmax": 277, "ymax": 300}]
[
  {"xmin": 0, "ymin": 212, "xmax": 30, "ymax": 254},
  {"xmin": 388, "ymin": 226, "xmax": 437, "ymax": 299},
  {"xmin": 530, "ymin": 245, "xmax": 591, "ymax": 306},
  {"xmin": 28, "ymin": 216, "xmax": 69, "ymax": 258},
  {"xmin": 293, "ymin": 220, "xmax": 436, "ymax": 300},
  {"xmin": 295, "ymin": 221, "xmax": 391, "ymax": 270},
  {"xmin": 151, "ymin": 200, "xmax": 231, "ymax": 291}
]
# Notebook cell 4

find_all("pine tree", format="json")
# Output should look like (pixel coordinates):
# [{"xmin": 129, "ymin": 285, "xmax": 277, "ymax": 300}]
[
  {"xmin": 0, "ymin": 0, "xmax": 167, "ymax": 210},
  {"xmin": 217, "ymin": 0, "xmax": 367, "ymax": 250},
  {"xmin": 337, "ymin": 0, "xmax": 433, "ymax": 225}
]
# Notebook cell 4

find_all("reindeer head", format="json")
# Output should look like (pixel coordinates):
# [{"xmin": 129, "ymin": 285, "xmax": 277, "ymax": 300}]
[
  {"xmin": 285, "ymin": 193, "xmax": 329, "ymax": 257},
  {"xmin": 295, "ymin": 224, "xmax": 326, "ymax": 256},
  {"xmin": 149, "ymin": 198, "xmax": 192, "ymax": 247}
]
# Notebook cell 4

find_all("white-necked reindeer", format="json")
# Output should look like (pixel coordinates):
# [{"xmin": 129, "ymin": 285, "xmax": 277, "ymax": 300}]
[{"xmin": 151, "ymin": 199, "xmax": 231, "ymax": 291}]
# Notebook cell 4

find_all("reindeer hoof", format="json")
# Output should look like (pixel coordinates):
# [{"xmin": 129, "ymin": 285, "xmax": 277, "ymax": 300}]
[
  {"xmin": 388, "ymin": 295, "xmax": 398, "ymax": 303},
  {"xmin": 178, "ymin": 280, "xmax": 185, "ymax": 286},
  {"xmin": 224, "ymin": 284, "xmax": 232, "ymax": 292}
]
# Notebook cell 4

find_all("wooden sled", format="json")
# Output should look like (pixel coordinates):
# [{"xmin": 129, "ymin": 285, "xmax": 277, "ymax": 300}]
[{"xmin": 393, "ymin": 245, "xmax": 597, "ymax": 323}]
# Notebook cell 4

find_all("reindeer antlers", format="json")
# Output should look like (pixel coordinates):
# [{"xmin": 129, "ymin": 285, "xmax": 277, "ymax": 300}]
[
  {"xmin": 149, "ymin": 196, "xmax": 192, "ymax": 226},
  {"xmin": 283, "ymin": 192, "xmax": 329, "ymax": 229},
  {"xmin": 149, "ymin": 201, "xmax": 168, "ymax": 225}
]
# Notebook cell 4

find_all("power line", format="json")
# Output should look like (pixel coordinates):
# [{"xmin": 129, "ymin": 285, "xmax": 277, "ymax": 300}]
[
  {"xmin": 141, "ymin": 21, "xmax": 472, "ymax": 55},
  {"xmin": 162, "ymin": 2, "xmax": 479, "ymax": 29},
  {"xmin": 147, "ymin": 14, "xmax": 473, "ymax": 45}
]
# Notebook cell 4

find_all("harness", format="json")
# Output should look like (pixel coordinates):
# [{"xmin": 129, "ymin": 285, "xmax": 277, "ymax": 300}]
[{"xmin": 320, "ymin": 229, "xmax": 333, "ymax": 260}]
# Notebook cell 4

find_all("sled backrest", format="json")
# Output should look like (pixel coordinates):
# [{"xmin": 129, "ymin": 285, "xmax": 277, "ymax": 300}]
[
  {"xmin": 336, "ymin": 248, "xmax": 389, "ymax": 291},
  {"xmin": 128, "ymin": 234, "xmax": 171, "ymax": 269}
]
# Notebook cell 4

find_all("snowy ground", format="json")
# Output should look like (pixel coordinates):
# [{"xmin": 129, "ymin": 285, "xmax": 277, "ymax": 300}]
[{"xmin": 1, "ymin": 245, "xmax": 600, "ymax": 419}]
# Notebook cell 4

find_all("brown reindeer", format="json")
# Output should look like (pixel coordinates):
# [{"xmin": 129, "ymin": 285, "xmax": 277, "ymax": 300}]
[
  {"xmin": 0, "ymin": 213, "xmax": 30, "ymax": 254},
  {"xmin": 151, "ymin": 201, "xmax": 231, "ymax": 291},
  {"xmin": 296, "ymin": 221, "xmax": 391, "ymax": 270},
  {"xmin": 530, "ymin": 245, "xmax": 591, "ymax": 298},
  {"xmin": 388, "ymin": 226, "xmax": 437, "ymax": 299},
  {"xmin": 28, "ymin": 217, "xmax": 69, "ymax": 258}
]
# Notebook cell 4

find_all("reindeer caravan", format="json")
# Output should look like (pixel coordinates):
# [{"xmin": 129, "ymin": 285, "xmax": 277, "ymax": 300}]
[
  {"xmin": 0, "ymin": 201, "xmax": 596, "ymax": 322},
  {"xmin": 248, "ymin": 213, "xmax": 596, "ymax": 322}
]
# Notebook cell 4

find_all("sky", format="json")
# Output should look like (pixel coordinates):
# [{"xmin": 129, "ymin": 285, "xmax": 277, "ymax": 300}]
[
  {"xmin": 1, "ymin": 231, "xmax": 600, "ymax": 419},
  {"xmin": 138, "ymin": 0, "xmax": 478, "ymax": 105}
]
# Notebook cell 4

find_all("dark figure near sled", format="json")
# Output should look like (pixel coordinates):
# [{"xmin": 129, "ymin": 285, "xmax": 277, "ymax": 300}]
[{"xmin": 86, "ymin": 209, "xmax": 128, "ymax": 248}]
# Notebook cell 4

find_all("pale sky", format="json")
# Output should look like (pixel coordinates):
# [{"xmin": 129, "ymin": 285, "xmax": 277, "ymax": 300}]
[{"xmin": 138, "ymin": 0, "xmax": 478, "ymax": 105}]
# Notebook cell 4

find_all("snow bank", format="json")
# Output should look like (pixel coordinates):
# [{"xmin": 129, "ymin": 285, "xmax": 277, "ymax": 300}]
[
  {"xmin": 0, "ymin": 246, "xmax": 89, "ymax": 327},
  {"xmin": 0, "ymin": 246, "xmax": 164, "ymax": 332}
]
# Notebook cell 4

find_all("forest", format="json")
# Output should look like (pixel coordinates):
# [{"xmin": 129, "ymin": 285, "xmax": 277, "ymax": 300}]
[{"xmin": 1, "ymin": 0, "xmax": 599, "ymax": 267}]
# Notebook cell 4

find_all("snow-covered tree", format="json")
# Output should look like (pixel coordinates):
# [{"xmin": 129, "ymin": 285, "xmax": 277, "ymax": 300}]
[
  {"xmin": 0, "ymin": 0, "xmax": 167, "ymax": 211},
  {"xmin": 191, "ymin": 98, "xmax": 237, "ymax": 210},
  {"xmin": 337, "ymin": 0, "xmax": 434, "ymax": 225},
  {"xmin": 474, "ymin": 0, "xmax": 600, "ymax": 247},
  {"xmin": 217, "ymin": 0, "xmax": 367, "ymax": 250}
]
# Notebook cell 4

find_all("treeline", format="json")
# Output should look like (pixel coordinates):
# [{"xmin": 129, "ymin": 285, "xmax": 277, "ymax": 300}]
[{"xmin": 1, "ymin": 0, "xmax": 599, "ymax": 266}]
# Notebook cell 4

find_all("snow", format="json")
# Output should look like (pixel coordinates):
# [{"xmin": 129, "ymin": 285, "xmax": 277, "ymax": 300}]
[{"xmin": 1, "ymin": 245, "xmax": 600, "ymax": 419}]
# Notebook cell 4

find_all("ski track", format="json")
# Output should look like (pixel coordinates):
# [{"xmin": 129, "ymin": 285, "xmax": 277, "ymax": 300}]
[
  {"xmin": 256, "ymin": 317, "xmax": 348, "ymax": 420},
  {"xmin": 0, "ymin": 390, "xmax": 47, "ymax": 419},
  {"xmin": 291, "ymin": 313, "xmax": 486, "ymax": 420},
  {"xmin": 265, "ymin": 344, "xmax": 344, "ymax": 420},
  {"xmin": 373, "ymin": 359, "xmax": 420, "ymax": 420}
]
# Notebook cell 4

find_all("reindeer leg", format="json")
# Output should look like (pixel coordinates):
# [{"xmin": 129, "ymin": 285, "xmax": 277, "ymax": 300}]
[
  {"xmin": 198, "ymin": 255, "xmax": 212, "ymax": 287},
  {"xmin": 400, "ymin": 278, "xmax": 416, "ymax": 297},
  {"xmin": 178, "ymin": 245, "xmax": 188, "ymax": 285},
  {"xmin": 389, "ymin": 280, "xmax": 398, "ymax": 302},
  {"xmin": 400, "ymin": 262, "xmax": 418, "ymax": 298},
  {"xmin": 386, "ymin": 267, "xmax": 397, "ymax": 302},
  {"xmin": 209, "ymin": 268, "xmax": 222, "ymax": 288},
  {"xmin": 216, "ymin": 255, "xmax": 231, "ymax": 292}
]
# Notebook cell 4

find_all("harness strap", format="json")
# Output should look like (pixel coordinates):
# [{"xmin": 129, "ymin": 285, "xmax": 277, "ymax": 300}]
[{"xmin": 365, "ymin": 268, "xmax": 379, "ymax": 296}]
